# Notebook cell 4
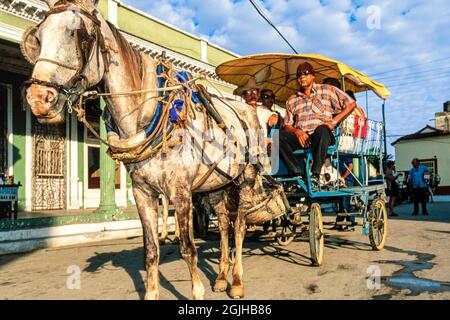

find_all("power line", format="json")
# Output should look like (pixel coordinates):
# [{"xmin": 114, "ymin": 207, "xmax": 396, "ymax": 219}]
[
  {"xmin": 248, "ymin": 0, "xmax": 298, "ymax": 54},
  {"xmin": 380, "ymin": 71, "xmax": 450, "ymax": 85},
  {"xmin": 383, "ymin": 73, "xmax": 450, "ymax": 88},
  {"xmin": 375, "ymin": 65, "xmax": 450, "ymax": 82},
  {"xmin": 369, "ymin": 56, "xmax": 450, "ymax": 77}
]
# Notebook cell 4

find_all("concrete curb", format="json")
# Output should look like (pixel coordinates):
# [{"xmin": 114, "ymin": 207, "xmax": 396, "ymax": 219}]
[{"xmin": 0, "ymin": 217, "xmax": 176, "ymax": 255}]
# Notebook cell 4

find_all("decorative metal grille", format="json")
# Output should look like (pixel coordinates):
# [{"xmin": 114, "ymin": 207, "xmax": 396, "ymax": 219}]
[{"xmin": 32, "ymin": 119, "xmax": 66, "ymax": 211}]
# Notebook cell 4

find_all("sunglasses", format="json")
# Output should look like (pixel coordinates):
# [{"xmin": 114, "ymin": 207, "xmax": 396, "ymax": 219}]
[
  {"xmin": 297, "ymin": 70, "xmax": 313, "ymax": 77},
  {"xmin": 262, "ymin": 94, "xmax": 275, "ymax": 99},
  {"xmin": 243, "ymin": 89, "xmax": 259, "ymax": 96}
]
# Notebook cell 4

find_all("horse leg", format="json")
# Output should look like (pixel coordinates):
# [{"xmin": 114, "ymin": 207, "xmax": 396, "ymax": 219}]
[
  {"xmin": 230, "ymin": 165, "xmax": 259, "ymax": 299},
  {"xmin": 212, "ymin": 198, "xmax": 230, "ymax": 292},
  {"xmin": 229, "ymin": 210, "xmax": 246, "ymax": 299},
  {"xmin": 173, "ymin": 210, "xmax": 180, "ymax": 243},
  {"xmin": 133, "ymin": 187, "xmax": 160, "ymax": 300},
  {"xmin": 172, "ymin": 189, "xmax": 205, "ymax": 300},
  {"xmin": 159, "ymin": 194, "xmax": 169, "ymax": 244}
]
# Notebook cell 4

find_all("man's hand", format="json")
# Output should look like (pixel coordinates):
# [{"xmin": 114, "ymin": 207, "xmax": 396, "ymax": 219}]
[
  {"xmin": 267, "ymin": 114, "xmax": 279, "ymax": 127},
  {"xmin": 295, "ymin": 129, "xmax": 310, "ymax": 147},
  {"xmin": 322, "ymin": 120, "xmax": 335, "ymax": 131}
]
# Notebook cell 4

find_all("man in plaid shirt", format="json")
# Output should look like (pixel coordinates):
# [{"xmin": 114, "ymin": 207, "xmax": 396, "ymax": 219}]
[{"xmin": 282, "ymin": 62, "xmax": 356, "ymax": 185}]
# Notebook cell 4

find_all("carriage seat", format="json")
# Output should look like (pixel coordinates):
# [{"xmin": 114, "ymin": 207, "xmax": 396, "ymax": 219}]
[{"xmin": 292, "ymin": 146, "xmax": 337, "ymax": 156}]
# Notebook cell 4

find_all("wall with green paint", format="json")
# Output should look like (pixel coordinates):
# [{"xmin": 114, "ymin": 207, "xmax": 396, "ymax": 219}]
[
  {"xmin": 0, "ymin": 69, "xmax": 29, "ymax": 211},
  {"xmin": 97, "ymin": 0, "xmax": 108, "ymax": 16},
  {"xmin": 207, "ymin": 45, "xmax": 237, "ymax": 66},
  {"xmin": 117, "ymin": 6, "xmax": 202, "ymax": 60},
  {"xmin": 0, "ymin": 11, "xmax": 35, "ymax": 31}
]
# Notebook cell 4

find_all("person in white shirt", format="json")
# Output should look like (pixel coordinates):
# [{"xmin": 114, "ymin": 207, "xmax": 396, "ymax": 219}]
[{"xmin": 258, "ymin": 89, "xmax": 280, "ymax": 147}]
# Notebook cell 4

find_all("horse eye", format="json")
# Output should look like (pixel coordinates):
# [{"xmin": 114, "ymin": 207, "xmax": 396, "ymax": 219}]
[{"xmin": 69, "ymin": 30, "xmax": 75, "ymax": 37}]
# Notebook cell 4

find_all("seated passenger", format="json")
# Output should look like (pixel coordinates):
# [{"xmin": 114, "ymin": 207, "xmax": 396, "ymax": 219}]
[
  {"xmin": 233, "ymin": 78, "xmax": 271, "ymax": 169},
  {"xmin": 258, "ymin": 89, "xmax": 280, "ymax": 147},
  {"xmin": 282, "ymin": 63, "xmax": 356, "ymax": 186}
]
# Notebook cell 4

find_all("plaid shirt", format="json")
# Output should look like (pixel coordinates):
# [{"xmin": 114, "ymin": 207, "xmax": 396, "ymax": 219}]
[{"xmin": 285, "ymin": 83, "xmax": 353, "ymax": 134}]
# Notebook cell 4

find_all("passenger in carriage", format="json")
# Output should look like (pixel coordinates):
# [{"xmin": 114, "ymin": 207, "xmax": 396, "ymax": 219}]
[
  {"xmin": 282, "ymin": 63, "xmax": 356, "ymax": 187},
  {"xmin": 257, "ymin": 89, "xmax": 281, "ymax": 148},
  {"xmin": 233, "ymin": 78, "xmax": 275, "ymax": 169}
]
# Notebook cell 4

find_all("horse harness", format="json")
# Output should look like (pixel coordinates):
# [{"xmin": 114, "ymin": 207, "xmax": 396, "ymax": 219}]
[
  {"xmin": 21, "ymin": 1, "xmax": 255, "ymax": 191},
  {"xmin": 21, "ymin": 1, "xmax": 110, "ymax": 113}
]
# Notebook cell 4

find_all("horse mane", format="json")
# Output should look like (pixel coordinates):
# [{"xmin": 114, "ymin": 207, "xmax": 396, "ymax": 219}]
[{"xmin": 106, "ymin": 21, "xmax": 143, "ymax": 89}]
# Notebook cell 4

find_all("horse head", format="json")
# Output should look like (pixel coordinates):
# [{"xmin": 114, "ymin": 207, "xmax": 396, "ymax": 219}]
[{"xmin": 22, "ymin": 0, "xmax": 105, "ymax": 124}]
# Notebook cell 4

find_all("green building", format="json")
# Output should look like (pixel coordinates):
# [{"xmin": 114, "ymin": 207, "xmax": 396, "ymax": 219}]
[{"xmin": 0, "ymin": 0, "xmax": 238, "ymax": 253}]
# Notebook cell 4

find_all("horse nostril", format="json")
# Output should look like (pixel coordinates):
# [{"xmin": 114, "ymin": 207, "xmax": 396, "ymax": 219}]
[{"xmin": 45, "ymin": 88, "xmax": 57, "ymax": 104}]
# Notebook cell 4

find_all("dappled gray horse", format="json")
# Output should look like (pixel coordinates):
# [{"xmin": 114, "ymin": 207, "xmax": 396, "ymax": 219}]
[{"xmin": 22, "ymin": 0, "xmax": 276, "ymax": 299}]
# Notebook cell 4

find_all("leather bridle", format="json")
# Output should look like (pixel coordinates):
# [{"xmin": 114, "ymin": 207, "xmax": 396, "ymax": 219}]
[{"xmin": 22, "ymin": 1, "xmax": 109, "ymax": 115}]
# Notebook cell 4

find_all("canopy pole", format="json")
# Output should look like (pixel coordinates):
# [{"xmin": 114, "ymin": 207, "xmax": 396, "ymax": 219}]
[
  {"xmin": 341, "ymin": 77, "xmax": 346, "ymax": 91},
  {"xmin": 382, "ymin": 99, "xmax": 387, "ymax": 169},
  {"xmin": 365, "ymin": 87, "xmax": 369, "ymax": 119}
]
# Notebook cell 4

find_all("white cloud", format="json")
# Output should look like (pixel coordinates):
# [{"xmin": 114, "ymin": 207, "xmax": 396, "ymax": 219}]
[{"xmin": 123, "ymin": 0, "xmax": 450, "ymax": 156}]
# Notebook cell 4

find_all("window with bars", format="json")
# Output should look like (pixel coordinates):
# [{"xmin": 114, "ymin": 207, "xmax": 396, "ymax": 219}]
[{"xmin": 419, "ymin": 158, "xmax": 438, "ymax": 175}]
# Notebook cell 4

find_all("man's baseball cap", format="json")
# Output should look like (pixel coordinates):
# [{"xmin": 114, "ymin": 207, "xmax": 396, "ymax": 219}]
[{"xmin": 296, "ymin": 62, "xmax": 315, "ymax": 77}]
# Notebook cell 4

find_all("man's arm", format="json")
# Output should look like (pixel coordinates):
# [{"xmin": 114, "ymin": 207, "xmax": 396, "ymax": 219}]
[
  {"xmin": 341, "ymin": 162, "xmax": 354, "ymax": 180},
  {"xmin": 284, "ymin": 124, "xmax": 311, "ymax": 147},
  {"xmin": 385, "ymin": 170, "xmax": 396, "ymax": 181},
  {"xmin": 284, "ymin": 98, "xmax": 310, "ymax": 147},
  {"xmin": 323, "ymin": 88, "xmax": 356, "ymax": 131}
]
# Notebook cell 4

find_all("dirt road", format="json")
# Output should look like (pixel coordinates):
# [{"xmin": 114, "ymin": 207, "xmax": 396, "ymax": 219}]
[{"xmin": 1, "ymin": 202, "xmax": 449, "ymax": 300}]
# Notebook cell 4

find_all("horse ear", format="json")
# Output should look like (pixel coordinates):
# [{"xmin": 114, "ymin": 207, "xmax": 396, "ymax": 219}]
[
  {"xmin": 45, "ymin": 1, "xmax": 99, "ymax": 11},
  {"xmin": 75, "ymin": 0, "xmax": 99, "ymax": 11},
  {"xmin": 45, "ymin": 0, "xmax": 60, "ymax": 8}
]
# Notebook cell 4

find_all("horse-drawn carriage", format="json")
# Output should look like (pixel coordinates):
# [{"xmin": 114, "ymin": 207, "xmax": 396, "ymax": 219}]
[
  {"xmin": 216, "ymin": 53, "xmax": 391, "ymax": 266},
  {"xmin": 21, "ymin": 0, "xmax": 392, "ymax": 299}
]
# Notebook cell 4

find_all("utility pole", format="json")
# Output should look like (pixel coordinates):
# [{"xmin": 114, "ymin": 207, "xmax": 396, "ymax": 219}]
[{"xmin": 382, "ymin": 100, "xmax": 388, "ymax": 169}]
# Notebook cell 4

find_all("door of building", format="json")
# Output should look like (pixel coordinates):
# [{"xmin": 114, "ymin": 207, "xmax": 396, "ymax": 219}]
[{"xmin": 31, "ymin": 118, "xmax": 67, "ymax": 210}]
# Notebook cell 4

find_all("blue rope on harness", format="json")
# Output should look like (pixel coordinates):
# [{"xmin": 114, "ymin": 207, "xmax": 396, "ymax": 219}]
[
  {"xmin": 143, "ymin": 63, "xmax": 165, "ymax": 137},
  {"xmin": 104, "ymin": 65, "xmax": 200, "ymax": 151},
  {"xmin": 104, "ymin": 63, "xmax": 165, "ymax": 136}
]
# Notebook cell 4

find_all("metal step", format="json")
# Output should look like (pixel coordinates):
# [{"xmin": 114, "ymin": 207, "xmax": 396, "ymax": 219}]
[{"xmin": 335, "ymin": 221, "xmax": 363, "ymax": 226}]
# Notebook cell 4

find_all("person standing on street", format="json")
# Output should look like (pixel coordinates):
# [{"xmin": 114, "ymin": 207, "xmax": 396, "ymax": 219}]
[
  {"xmin": 385, "ymin": 161, "xmax": 399, "ymax": 217},
  {"xmin": 408, "ymin": 158, "xmax": 431, "ymax": 216}
]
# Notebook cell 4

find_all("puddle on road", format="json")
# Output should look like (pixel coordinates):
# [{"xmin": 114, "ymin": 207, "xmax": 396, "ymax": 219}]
[{"xmin": 374, "ymin": 249, "xmax": 450, "ymax": 299}]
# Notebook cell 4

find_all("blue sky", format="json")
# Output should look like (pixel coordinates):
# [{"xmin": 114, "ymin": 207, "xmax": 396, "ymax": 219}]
[{"xmin": 123, "ymin": 0, "xmax": 450, "ymax": 156}]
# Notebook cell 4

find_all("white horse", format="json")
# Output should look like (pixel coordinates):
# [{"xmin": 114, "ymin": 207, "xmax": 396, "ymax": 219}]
[{"xmin": 23, "ymin": 0, "xmax": 276, "ymax": 299}]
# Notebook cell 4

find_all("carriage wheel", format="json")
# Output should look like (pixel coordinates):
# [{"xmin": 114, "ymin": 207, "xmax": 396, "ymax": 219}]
[
  {"xmin": 276, "ymin": 216, "xmax": 296, "ymax": 246},
  {"xmin": 368, "ymin": 199, "xmax": 387, "ymax": 251},
  {"xmin": 309, "ymin": 203, "xmax": 324, "ymax": 266}
]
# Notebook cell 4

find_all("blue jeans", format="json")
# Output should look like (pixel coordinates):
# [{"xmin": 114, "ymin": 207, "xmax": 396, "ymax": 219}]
[{"xmin": 336, "ymin": 181, "xmax": 355, "ymax": 224}]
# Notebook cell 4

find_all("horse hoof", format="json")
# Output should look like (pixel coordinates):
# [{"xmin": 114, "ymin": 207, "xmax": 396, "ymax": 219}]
[
  {"xmin": 193, "ymin": 286, "xmax": 205, "ymax": 300},
  {"xmin": 213, "ymin": 280, "xmax": 228, "ymax": 292},
  {"xmin": 229, "ymin": 286, "xmax": 244, "ymax": 299},
  {"xmin": 144, "ymin": 291, "xmax": 160, "ymax": 300}
]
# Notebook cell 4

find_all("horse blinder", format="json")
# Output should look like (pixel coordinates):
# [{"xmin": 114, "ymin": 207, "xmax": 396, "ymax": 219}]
[{"xmin": 21, "ymin": 26, "xmax": 41, "ymax": 65}]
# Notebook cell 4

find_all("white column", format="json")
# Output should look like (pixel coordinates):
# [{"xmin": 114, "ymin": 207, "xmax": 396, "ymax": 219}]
[
  {"xmin": 67, "ymin": 113, "xmax": 79, "ymax": 209},
  {"xmin": 108, "ymin": 0, "xmax": 119, "ymax": 26},
  {"xmin": 200, "ymin": 39, "xmax": 208, "ymax": 63},
  {"xmin": 25, "ymin": 108, "xmax": 32, "ymax": 211},
  {"xmin": 6, "ymin": 84, "xmax": 13, "ymax": 176}
]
